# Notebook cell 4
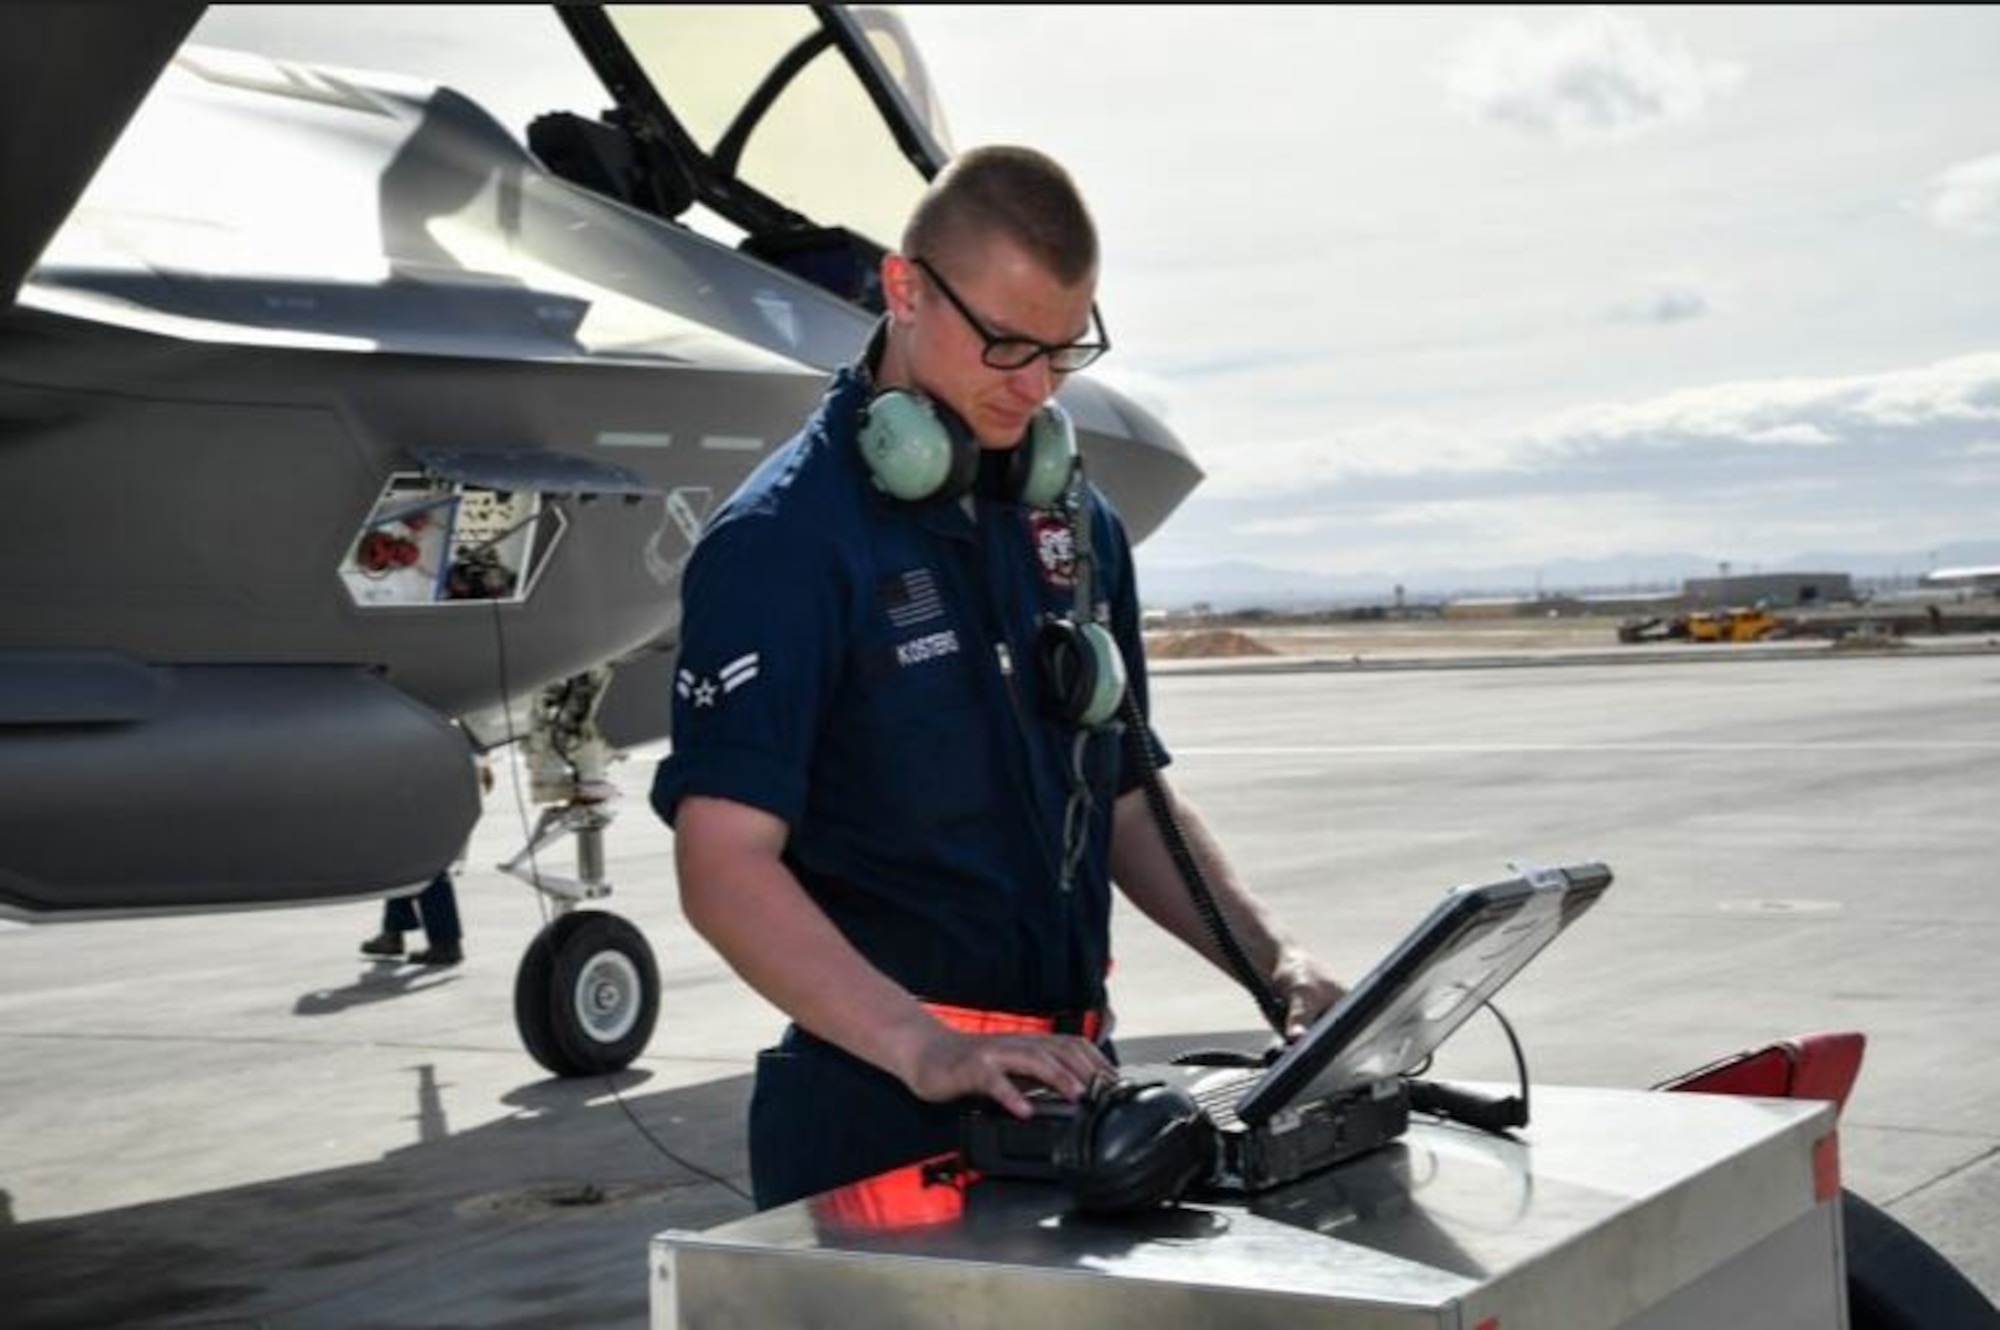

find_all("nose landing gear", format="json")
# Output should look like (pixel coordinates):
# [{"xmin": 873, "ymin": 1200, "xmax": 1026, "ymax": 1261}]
[{"xmin": 500, "ymin": 670, "xmax": 660, "ymax": 1076}]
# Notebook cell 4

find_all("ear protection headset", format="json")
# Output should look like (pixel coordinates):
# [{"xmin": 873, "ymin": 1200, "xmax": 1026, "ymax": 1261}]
[
  {"xmin": 857, "ymin": 390, "xmax": 1076, "ymax": 508},
  {"xmin": 1038, "ymin": 613, "xmax": 1125, "ymax": 732},
  {"xmin": 1054, "ymin": 1077, "xmax": 1216, "ymax": 1213},
  {"xmin": 1039, "ymin": 443, "xmax": 1127, "ymax": 732},
  {"xmin": 858, "ymin": 390, "xmax": 1127, "ymax": 731}
]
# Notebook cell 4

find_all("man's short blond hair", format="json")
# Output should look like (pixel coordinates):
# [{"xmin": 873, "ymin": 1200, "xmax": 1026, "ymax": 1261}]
[{"xmin": 903, "ymin": 145, "xmax": 1098, "ymax": 286}]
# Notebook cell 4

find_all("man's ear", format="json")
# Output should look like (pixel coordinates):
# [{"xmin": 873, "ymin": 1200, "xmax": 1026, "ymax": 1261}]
[{"xmin": 881, "ymin": 252, "xmax": 918, "ymax": 322}]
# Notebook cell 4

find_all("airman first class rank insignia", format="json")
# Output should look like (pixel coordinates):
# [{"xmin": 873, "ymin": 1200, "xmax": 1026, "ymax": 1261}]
[{"xmin": 677, "ymin": 652, "xmax": 759, "ymax": 707}]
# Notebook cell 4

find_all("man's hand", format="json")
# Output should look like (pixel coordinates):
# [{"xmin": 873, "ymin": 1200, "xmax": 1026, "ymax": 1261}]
[
  {"xmin": 902, "ymin": 1027, "xmax": 1116, "ymax": 1119},
  {"xmin": 1273, "ymin": 949, "xmax": 1346, "ymax": 1041}
]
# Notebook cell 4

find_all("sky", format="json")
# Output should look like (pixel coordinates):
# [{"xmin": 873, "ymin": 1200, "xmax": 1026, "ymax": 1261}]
[
  {"xmin": 191, "ymin": 5, "xmax": 2000, "ymax": 593},
  {"xmin": 896, "ymin": 6, "xmax": 2000, "ymax": 590}
]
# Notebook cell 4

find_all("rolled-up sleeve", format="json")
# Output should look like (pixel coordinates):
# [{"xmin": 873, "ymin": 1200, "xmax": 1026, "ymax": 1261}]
[
  {"xmin": 651, "ymin": 509, "xmax": 850, "ymax": 830},
  {"xmin": 1099, "ymin": 497, "xmax": 1171, "ymax": 794}
]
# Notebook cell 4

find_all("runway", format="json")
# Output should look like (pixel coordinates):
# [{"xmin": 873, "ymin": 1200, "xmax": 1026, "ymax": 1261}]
[{"xmin": 2, "ymin": 645, "xmax": 1996, "ymax": 1326}]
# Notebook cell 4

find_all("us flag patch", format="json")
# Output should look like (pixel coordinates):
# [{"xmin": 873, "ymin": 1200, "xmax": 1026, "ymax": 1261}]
[{"xmin": 882, "ymin": 568, "xmax": 944, "ymax": 629}]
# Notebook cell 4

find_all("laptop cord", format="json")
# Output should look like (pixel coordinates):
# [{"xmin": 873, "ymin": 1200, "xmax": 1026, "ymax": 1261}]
[
  {"xmin": 1405, "ymin": 1000, "xmax": 1531, "ymax": 1134},
  {"xmin": 490, "ymin": 598, "xmax": 755, "ymax": 1206}
]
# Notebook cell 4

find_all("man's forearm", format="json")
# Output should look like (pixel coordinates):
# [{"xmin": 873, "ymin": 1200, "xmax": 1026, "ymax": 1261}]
[
  {"xmin": 1109, "ymin": 783, "xmax": 1345, "ymax": 1035},
  {"xmin": 678, "ymin": 829, "xmax": 1113, "ymax": 1113},
  {"xmin": 1108, "ymin": 785, "xmax": 1290, "ymax": 976},
  {"xmin": 678, "ymin": 835, "xmax": 940, "ymax": 1086}
]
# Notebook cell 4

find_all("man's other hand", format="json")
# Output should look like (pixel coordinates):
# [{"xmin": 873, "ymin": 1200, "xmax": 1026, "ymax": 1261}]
[
  {"xmin": 1274, "ymin": 950, "xmax": 1346, "ymax": 1042},
  {"xmin": 904, "ymin": 1028, "xmax": 1115, "ymax": 1118}
]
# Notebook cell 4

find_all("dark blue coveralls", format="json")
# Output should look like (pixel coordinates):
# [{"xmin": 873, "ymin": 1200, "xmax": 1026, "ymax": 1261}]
[
  {"xmin": 652, "ymin": 355, "xmax": 1168, "ymax": 1209},
  {"xmin": 383, "ymin": 872, "xmax": 460, "ymax": 947}
]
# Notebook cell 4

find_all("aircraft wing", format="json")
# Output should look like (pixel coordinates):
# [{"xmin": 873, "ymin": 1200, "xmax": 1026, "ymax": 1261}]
[
  {"xmin": 0, "ymin": 3, "xmax": 1202, "ymax": 915},
  {"xmin": 0, "ymin": 2, "xmax": 205, "ymax": 306},
  {"xmin": 0, "ymin": 2, "xmax": 1205, "ymax": 1076}
]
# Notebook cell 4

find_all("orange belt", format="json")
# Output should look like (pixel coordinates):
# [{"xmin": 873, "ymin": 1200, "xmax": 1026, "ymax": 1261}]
[{"xmin": 921, "ymin": 999, "xmax": 1104, "ymax": 1042}]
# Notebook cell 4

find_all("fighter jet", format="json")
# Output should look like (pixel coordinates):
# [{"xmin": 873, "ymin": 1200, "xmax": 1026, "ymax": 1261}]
[{"xmin": 0, "ymin": 5, "xmax": 1201, "ymax": 1074}]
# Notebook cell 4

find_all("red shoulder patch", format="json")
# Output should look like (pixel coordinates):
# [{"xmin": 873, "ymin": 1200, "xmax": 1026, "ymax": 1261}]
[{"xmin": 1027, "ymin": 510, "xmax": 1075, "ymax": 590}]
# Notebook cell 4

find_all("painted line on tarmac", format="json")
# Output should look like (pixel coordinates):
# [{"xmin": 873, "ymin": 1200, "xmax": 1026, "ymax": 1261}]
[{"xmin": 1168, "ymin": 740, "xmax": 2000, "ymax": 752}]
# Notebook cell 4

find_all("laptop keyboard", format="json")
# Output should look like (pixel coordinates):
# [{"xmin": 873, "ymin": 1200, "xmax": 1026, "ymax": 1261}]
[{"xmin": 1187, "ymin": 1069, "xmax": 1256, "ymax": 1131}]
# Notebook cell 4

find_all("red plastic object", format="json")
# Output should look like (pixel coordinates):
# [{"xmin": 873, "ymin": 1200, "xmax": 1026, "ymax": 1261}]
[
  {"xmin": 808, "ymin": 1155, "xmax": 965, "ymax": 1233},
  {"xmin": 1657, "ymin": 1031, "xmax": 1866, "ymax": 1116}
]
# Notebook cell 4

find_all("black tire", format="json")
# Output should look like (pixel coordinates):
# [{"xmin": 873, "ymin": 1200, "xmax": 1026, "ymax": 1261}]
[
  {"xmin": 1845, "ymin": 1187, "xmax": 2000, "ymax": 1330},
  {"xmin": 514, "ymin": 911, "xmax": 660, "ymax": 1077}
]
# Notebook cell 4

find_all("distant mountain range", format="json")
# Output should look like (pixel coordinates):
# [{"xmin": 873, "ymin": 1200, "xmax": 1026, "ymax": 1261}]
[{"xmin": 1135, "ymin": 539, "xmax": 2000, "ymax": 611}]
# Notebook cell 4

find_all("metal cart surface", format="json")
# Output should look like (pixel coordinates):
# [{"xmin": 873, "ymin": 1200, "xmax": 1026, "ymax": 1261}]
[{"xmin": 653, "ymin": 1085, "xmax": 1846, "ymax": 1329}]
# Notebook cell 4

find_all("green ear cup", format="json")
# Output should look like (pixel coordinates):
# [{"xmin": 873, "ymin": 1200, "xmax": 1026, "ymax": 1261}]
[
  {"xmin": 858, "ymin": 389, "xmax": 1068, "ymax": 506},
  {"xmin": 1040, "ymin": 617, "xmax": 1128, "ymax": 731},
  {"xmin": 858, "ymin": 391, "xmax": 958, "ymax": 501},
  {"xmin": 1073, "ymin": 620, "xmax": 1128, "ymax": 729},
  {"xmin": 1016, "ymin": 402, "xmax": 1079, "ymax": 509}
]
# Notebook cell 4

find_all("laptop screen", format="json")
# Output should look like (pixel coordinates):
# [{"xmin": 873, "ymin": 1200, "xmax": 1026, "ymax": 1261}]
[{"xmin": 1234, "ymin": 862, "xmax": 1613, "ymax": 1126}]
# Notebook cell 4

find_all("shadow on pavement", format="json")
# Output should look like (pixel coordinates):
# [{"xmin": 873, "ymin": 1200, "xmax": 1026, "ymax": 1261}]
[
  {"xmin": 0, "ymin": 1068, "xmax": 757, "ymax": 1329},
  {"xmin": 292, "ymin": 964, "xmax": 462, "ymax": 1016}
]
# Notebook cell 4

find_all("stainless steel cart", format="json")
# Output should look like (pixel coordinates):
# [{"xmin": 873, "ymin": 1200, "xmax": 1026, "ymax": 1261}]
[{"xmin": 653, "ymin": 1085, "xmax": 1846, "ymax": 1329}]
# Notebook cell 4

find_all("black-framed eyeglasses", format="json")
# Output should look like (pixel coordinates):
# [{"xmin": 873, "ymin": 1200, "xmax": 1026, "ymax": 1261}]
[{"xmin": 912, "ymin": 256, "xmax": 1111, "ymax": 374}]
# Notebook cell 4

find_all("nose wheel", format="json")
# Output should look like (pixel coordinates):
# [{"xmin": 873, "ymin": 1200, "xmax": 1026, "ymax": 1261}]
[{"xmin": 514, "ymin": 910, "xmax": 660, "ymax": 1076}]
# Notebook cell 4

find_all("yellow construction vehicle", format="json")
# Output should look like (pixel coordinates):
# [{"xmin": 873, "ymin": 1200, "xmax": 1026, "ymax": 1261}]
[
  {"xmin": 1683, "ymin": 607, "xmax": 1784, "ymax": 642},
  {"xmin": 1618, "ymin": 607, "xmax": 1787, "ymax": 644}
]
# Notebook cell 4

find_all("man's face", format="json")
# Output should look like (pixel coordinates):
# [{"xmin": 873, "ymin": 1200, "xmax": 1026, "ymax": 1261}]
[{"xmin": 885, "ymin": 238, "xmax": 1097, "ymax": 449}]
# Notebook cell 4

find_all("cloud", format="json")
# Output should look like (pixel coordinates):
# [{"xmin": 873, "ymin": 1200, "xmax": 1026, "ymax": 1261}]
[
  {"xmin": 1197, "ymin": 352, "xmax": 2000, "ymax": 497},
  {"xmin": 1739, "ymin": 424, "xmax": 1834, "ymax": 447},
  {"xmin": 1927, "ymin": 152, "xmax": 2000, "ymax": 236},
  {"xmin": 1145, "ymin": 352, "xmax": 2000, "ymax": 577},
  {"xmin": 1235, "ymin": 514, "xmax": 1333, "ymax": 539},
  {"xmin": 1505, "ymin": 353, "xmax": 2000, "ymax": 455},
  {"xmin": 1609, "ymin": 281, "xmax": 1712, "ymax": 325},
  {"xmin": 1445, "ymin": 7, "xmax": 1743, "ymax": 143}
]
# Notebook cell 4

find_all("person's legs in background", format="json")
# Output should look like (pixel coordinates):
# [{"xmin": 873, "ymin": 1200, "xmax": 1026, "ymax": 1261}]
[
  {"xmin": 409, "ymin": 872, "xmax": 463, "ymax": 967},
  {"xmin": 360, "ymin": 894, "xmax": 422, "ymax": 958}
]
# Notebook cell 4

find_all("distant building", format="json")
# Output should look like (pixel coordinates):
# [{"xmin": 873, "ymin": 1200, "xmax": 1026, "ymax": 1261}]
[
  {"xmin": 1682, "ymin": 572, "xmax": 1855, "ymax": 609},
  {"xmin": 1441, "ymin": 596, "xmax": 1539, "ymax": 620},
  {"xmin": 1440, "ymin": 573, "xmax": 1857, "ymax": 620},
  {"xmin": 1921, "ymin": 565, "xmax": 2000, "ymax": 596},
  {"xmin": 1441, "ymin": 591, "xmax": 1679, "ymax": 619}
]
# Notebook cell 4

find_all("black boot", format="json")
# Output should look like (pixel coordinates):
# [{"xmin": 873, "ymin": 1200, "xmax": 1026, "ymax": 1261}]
[
  {"xmin": 360, "ymin": 930, "xmax": 405, "ymax": 958},
  {"xmin": 409, "ymin": 941, "xmax": 463, "ymax": 967}
]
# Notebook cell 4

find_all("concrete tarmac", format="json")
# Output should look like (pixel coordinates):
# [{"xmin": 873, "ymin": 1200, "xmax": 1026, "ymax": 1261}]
[{"xmin": 2, "ymin": 642, "xmax": 1996, "ymax": 1326}]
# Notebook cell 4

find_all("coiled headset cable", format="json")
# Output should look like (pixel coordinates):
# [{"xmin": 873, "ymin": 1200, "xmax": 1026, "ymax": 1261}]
[
  {"xmin": 1118, "ymin": 690, "xmax": 1291, "ymax": 1037},
  {"xmin": 1048, "ymin": 456, "xmax": 1288, "ymax": 1037}
]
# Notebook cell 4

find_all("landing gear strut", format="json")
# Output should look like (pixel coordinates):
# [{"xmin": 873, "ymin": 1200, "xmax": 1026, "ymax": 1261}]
[{"xmin": 500, "ymin": 669, "xmax": 659, "ymax": 1076}]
